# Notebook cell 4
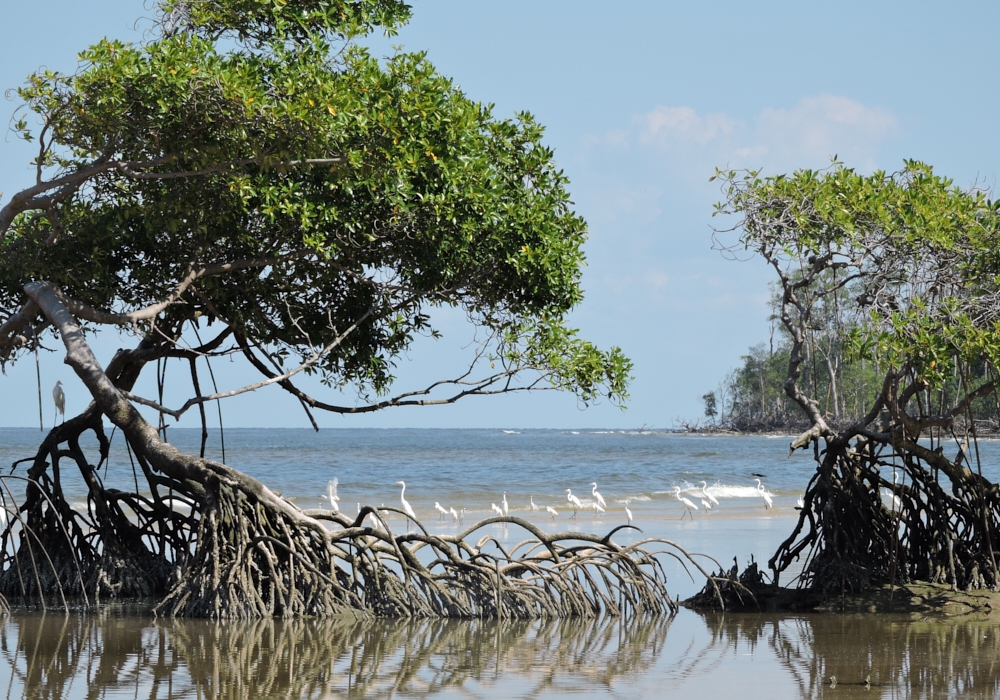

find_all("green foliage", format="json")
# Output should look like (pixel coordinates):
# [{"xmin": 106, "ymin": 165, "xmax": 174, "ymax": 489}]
[
  {"xmin": 1, "ymin": 0, "xmax": 629, "ymax": 406},
  {"xmin": 715, "ymin": 161, "xmax": 1000, "ymax": 396},
  {"xmin": 701, "ymin": 391, "xmax": 717, "ymax": 420},
  {"xmin": 160, "ymin": 0, "xmax": 412, "ymax": 45}
]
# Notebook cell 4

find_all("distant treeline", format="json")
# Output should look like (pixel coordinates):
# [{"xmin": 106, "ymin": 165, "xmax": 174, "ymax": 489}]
[{"xmin": 699, "ymin": 284, "xmax": 1000, "ymax": 433}]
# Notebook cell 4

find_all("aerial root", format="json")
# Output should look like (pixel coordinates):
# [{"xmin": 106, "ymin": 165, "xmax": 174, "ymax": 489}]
[
  {"xmin": 0, "ymin": 423, "xmax": 698, "ymax": 618},
  {"xmin": 769, "ymin": 443, "xmax": 1000, "ymax": 595},
  {"xmin": 1, "ymin": 477, "xmax": 692, "ymax": 618}
]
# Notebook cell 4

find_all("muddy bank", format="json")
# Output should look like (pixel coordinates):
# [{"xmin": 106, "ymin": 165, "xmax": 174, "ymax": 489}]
[{"xmin": 685, "ymin": 575, "xmax": 1000, "ymax": 618}]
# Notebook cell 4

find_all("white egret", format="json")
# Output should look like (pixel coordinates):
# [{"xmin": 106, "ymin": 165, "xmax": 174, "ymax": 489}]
[
  {"xmin": 593, "ymin": 501, "xmax": 605, "ymax": 517},
  {"xmin": 396, "ymin": 481, "xmax": 417, "ymax": 530},
  {"xmin": 624, "ymin": 503, "xmax": 634, "ymax": 525},
  {"xmin": 672, "ymin": 486, "xmax": 698, "ymax": 520},
  {"xmin": 502, "ymin": 492, "xmax": 509, "ymax": 516},
  {"xmin": 700, "ymin": 499, "xmax": 713, "ymax": 511},
  {"xmin": 545, "ymin": 505, "xmax": 558, "ymax": 520},
  {"xmin": 326, "ymin": 478, "xmax": 340, "ymax": 513},
  {"xmin": 53, "ymin": 381, "xmax": 65, "ymax": 425},
  {"xmin": 530, "ymin": 496, "xmax": 540, "ymax": 513},
  {"xmin": 565, "ymin": 488, "xmax": 583, "ymax": 518},
  {"xmin": 590, "ymin": 482, "xmax": 607, "ymax": 509},
  {"xmin": 700, "ymin": 481, "xmax": 719, "ymax": 507},
  {"xmin": 459, "ymin": 507, "xmax": 467, "ymax": 525},
  {"xmin": 754, "ymin": 478, "xmax": 773, "ymax": 509},
  {"xmin": 434, "ymin": 502, "xmax": 448, "ymax": 520},
  {"xmin": 885, "ymin": 471, "xmax": 903, "ymax": 510},
  {"xmin": 491, "ymin": 503, "xmax": 503, "ymax": 516},
  {"xmin": 796, "ymin": 496, "xmax": 805, "ymax": 510},
  {"xmin": 449, "ymin": 506, "xmax": 459, "ymax": 523}
]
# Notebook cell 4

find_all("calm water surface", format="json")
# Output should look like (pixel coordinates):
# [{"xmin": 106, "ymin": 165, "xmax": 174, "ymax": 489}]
[{"xmin": 1, "ymin": 429, "xmax": 999, "ymax": 697}]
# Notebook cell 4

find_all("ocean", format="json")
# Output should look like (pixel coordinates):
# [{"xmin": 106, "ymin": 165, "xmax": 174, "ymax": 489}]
[{"xmin": 1, "ymin": 428, "xmax": 998, "ymax": 698}]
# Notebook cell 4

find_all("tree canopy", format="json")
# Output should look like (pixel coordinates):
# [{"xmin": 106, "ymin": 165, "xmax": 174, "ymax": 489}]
[
  {"xmin": 0, "ymin": 0, "xmax": 629, "ymax": 415},
  {"xmin": 714, "ymin": 161, "xmax": 1000, "ymax": 595},
  {"xmin": 0, "ymin": 0, "xmax": 639, "ymax": 618}
]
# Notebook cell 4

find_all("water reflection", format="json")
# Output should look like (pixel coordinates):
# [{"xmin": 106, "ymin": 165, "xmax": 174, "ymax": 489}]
[
  {"xmin": 1, "ymin": 612, "xmax": 670, "ymax": 699},
  {"xmin": 698, "ymin": 612, "xmax": 1000, "ymax": 698},
  {"xmin": 2, "ymin": 610, "xmax": 999, "ymax": 698}
]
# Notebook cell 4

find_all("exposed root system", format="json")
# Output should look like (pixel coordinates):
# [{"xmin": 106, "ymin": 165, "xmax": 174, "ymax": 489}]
[
  {"xmin": 0, "ymin": 423, "xmax": 696, "ymax": 619},
  {"xmin": 770, "ymin": 434, "xmax": 1000, "ymax": 595}
]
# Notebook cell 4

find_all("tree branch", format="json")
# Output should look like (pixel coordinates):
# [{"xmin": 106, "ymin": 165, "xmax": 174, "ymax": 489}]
[{"xmin": 56, "ymin": 250, "xmax": 312, "ymax": 326}]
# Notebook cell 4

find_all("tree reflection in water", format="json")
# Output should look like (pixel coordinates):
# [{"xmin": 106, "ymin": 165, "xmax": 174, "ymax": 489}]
[
  {"xmin": 3, "ymin": 611, "xmax": 999, "ymax": 698},
  {"xmin": 0, "ymin": 612, "xmax": 670, "ymax": 698},
  {"xmin": 697, "ymin": 612, "xmax": 1000, "ymax": 698}
]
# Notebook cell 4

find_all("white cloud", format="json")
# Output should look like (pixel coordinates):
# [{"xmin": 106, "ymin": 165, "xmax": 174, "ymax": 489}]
[
  {"xmin": 644, "ymin": 269, "xmax": 671, "ymax": 293},
  {"xmin": 754, "ymin": 94, "xmax": 897, "ymax": 169},
  {"xmin": 583, "ymin": 182, "xmax": 662, "ymax": 224},
  {"xmin": 636, "ymin": 106, "xmax": 738, "ymax": 149},
  {"xmin": 615, "ymin": 94, "xmax": 897, "ymax": 173}
]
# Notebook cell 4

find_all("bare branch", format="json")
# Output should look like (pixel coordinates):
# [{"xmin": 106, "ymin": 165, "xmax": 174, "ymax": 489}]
[{"xmin": 120, "ymin": 304, "xmax": 377, "ymax": 419}]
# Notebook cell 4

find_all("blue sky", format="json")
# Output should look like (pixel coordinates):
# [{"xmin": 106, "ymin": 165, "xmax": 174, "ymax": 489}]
[{"xmin": 1, "ymin": 1, "xmax": 998, "ymax": 429}]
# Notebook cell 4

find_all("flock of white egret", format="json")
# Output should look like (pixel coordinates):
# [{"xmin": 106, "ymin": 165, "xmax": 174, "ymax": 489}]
[{"xmin": 320, "ymin": 477, "xmax": 780, "ymax": 526}]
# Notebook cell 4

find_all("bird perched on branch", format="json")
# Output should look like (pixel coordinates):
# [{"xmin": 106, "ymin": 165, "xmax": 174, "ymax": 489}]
[{"xmin": 53, "ymin": 381, "xmax": 65, "ymax": 425}]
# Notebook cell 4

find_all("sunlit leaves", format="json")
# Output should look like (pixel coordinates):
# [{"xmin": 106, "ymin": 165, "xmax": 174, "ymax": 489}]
[
  {"xmin": 716, "ymin": 162, "xmax": 1000, "ymax": 391},
  {"xmin": 0, "ymin": 0, "xmax": 628, "ymax": 406}
]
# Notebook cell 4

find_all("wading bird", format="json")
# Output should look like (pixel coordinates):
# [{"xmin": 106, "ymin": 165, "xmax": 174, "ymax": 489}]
[
  {"xmin": 625, "ymin": 503, "xmax": 634, "ymax": 525},
  {"xmin": 53, "ymin": 381, "xmax": 65, "ymax": 425},
  {"xmin": 546, "ymin": 505, "xmax": 558, "ymax": 520},
  {"xmin": 700, "ymin": 481, "xmax": 719, "ymax": 507},
  {"xmin": 565, "ymin": 488, "xmax": 583, "ymax": 518},
  {"xmin": 502, "ymin": 492, "xmax": 509, "ymax": 516},
  {"xmin": 673, "ymin": 486, "xmax": 698, "ymax": 520},
  {"xmin": 450, "ymin": 506, "xmax": 459, "ymax": 523},
  {"xmin": 593, "ymin": 501, "xmax": 605, "ymax": 517},
  {"xmin": 396, "ymin": 481, "xmax": 417, "ymax": 531},
  {"xmin": 530, "ymin": 496, "xmax": 540, "ymax": 513},
  {"xmin": 700, "ymin": 499, "xmax": 713, "ymax": 511},
  {"xmin": 434, "ymin": 502, "xmax": 448, "ymax": 520},
  {"xmin": 326, "ymin": 478, "xmax": 340, "ymax": 513},
  {"xmin": 590, "ymin": 482, "xmax": 607, "ymax": 510},
  {"xmin": 491, "ymin": 503, "xmax": 503, "ymax": 516},
  {"xmin": 755, "ymin": 478, "xmax": 773, "ymax": 509}
]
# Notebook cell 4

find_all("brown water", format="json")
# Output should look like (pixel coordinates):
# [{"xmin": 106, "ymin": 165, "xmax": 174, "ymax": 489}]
[{"xmin": 2, "ymin": 608, "xmax": 999, "ymax": 699}]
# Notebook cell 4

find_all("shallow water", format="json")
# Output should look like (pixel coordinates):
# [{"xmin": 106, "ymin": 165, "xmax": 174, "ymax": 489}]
[
  {"xmin": 3, "ymin": 609, "xmax": 999, "ymax": 699},
  {"xmin": 2, "ymin": 429, "xmax": 1000, "ymax": 697}
]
